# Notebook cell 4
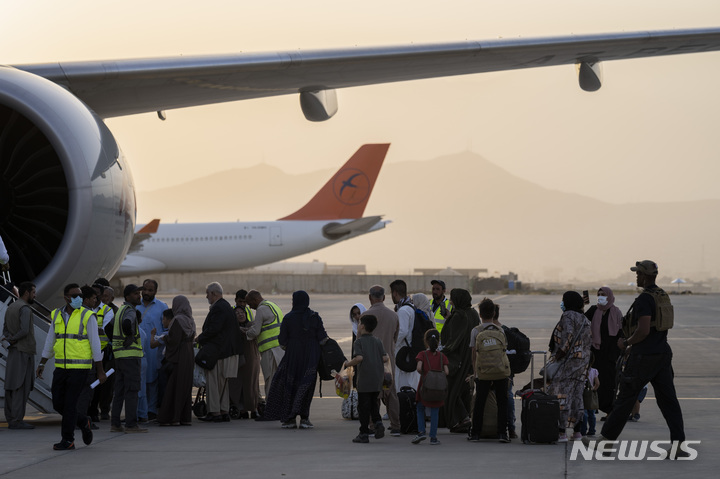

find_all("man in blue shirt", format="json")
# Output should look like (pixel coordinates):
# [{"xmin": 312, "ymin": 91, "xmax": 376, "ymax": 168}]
[{"xmin": 136, "ymin": 279, "xmax": 168, "ymax": 420}]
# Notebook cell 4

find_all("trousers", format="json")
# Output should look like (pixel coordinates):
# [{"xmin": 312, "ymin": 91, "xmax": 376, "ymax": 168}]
[{"xmin": 51, "ymin": 368, "xmax": 89, "ymax": 442}]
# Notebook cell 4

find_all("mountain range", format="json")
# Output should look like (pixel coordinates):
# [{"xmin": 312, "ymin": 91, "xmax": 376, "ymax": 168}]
[{"xmin": 136, "ymin": 151, "xmax": 720, "ymax": 282}]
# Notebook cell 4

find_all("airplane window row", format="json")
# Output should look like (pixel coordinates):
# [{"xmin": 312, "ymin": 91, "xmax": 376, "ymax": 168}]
[{"xmin": 151, "ymin": 235, "xmax": 253, "ymax": 242}]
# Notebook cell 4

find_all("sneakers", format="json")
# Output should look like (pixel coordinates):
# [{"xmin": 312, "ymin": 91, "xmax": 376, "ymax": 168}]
[
  {"xmin": 53, "ymin": 440, "xmax": 75, "ymax": 451},
  {"xmin": 390, "ymin": 429, "xmax": 401, "ymax": 437},
  {"xmin": 467, "ymin": 435, "xmax": 481, "ymax": 442},
  {"xmin": 557, "ymin": 433, "xmax": 568, "ymax": 443},
  {"xmin": 629, "ymin": 413, "xmax": 641, "ymax": 422},
  {"xmin": 299, "ymin": 419, "xmax": 314, "ymax": 429},
  {"xmin": 81, "ymin": 418, "xmax": 93, "ymax": 445},
  {"xmin": 374, "ymin": 422, "xmax": 385, "ymax": 439},
  {"xmin": 281, "ymin": 420, "xmax": 297, "ymax": 429},
  {"xmin": 352, "ymin": 434, "xmax": 369, "ymax": 443},
  {"xmin": 498, "ymin": 433, "xmax": 511, "ymax": 443},
  {"xmin": 124, "ymin": 425, "xmax": 148, "ymax": 433},
  {"xmin": 430, "ymin": 438, "xmax": 441, "ymax": 445},
  {"xmin": 110, "ymin": 425, "xmax": 125, "ymax": 433},
  {"xmin": 508, "ymin": 429, "xmax": 518, "ymax": 439},
  {"xmin": 411, "ymin": 433, "xmax": 427, "ymax": 444}
]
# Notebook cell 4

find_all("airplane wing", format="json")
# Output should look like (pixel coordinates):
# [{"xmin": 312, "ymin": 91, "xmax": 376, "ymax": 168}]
[
  {"xmin": 127, "ymin": 219, "xmax": 160, "ymax": 254},
  {"xmin": 13, "ymin": 28, "xmax": 720, "ymax": 119}
]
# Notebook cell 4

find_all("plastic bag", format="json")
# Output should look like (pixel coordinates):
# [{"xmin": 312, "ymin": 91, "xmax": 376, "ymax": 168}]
[
  {"xmin": 383, "ymin": 360, "xmax": 393, "ymax": 390},
  {"xmin": 333, "ymin": 366, "xmax": 352, "ymax": 399},
  {"xmin": 193, "ymin": 348, "xmax": 207, "ymax": 387}
]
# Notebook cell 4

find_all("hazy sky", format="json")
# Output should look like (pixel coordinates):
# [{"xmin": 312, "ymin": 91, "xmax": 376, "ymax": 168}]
[{"xmin": 4, "ymin": 0, "xmax": 720, "ymax": 210}]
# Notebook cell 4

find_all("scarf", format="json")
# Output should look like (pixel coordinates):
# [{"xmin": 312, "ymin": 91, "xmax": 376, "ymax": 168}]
[
  {"xmin": 412, "ymin": 293, "xmax": 433, "ymax": 324},
  {"xmin": 171, "ymin": 295, "xmax": 196, "ymax": 337},
  {"xmin": 591, "ymin": 287, "xmax": 623, "ymax": 349},
  {"xmin": 349, "ymin": 302, "xmax": 366, "ymax": 336}
]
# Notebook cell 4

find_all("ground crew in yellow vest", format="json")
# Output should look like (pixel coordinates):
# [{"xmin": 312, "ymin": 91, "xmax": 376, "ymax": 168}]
[
  {"xmin": 244, "ymin": 290, "xmax": 285, "ymax": 397},
  {"xmin": 430, "ymin": 279, "xmax": 453, "ymax": 333},
  {"xmin": 108, "ymin": 283, "xmax": 148, "ymax": 433},
  {"xmin": 73, "ymin": 285, "xmax": 104, "ymax": 428},
  {"xmin": 37, "ymin": 283, "xmax": 106, "ymax": 451},
  {"xmin": 88, "ymin": 283, "xmax": 115, "ymax": 422},
  {"xmin": 2, "ymin": 281, "xmax": 37, "ymax": 430}
]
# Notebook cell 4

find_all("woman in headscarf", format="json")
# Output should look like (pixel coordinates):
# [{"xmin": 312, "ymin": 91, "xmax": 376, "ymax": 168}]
[
  {"xmin": 263, "ymin": 291, "xmax": 328, "ymax": 429},
  {"xmin": 585, "ymin": 287, "xmax": 623, "ymax": 418},
  {"xmin": 439, "ymin": 288, "xmax": 479, "ymax": 433},
  {"xmin": 155, "ymin": 295, "xmax": 196, "ymax": 426},
  {"xmin": 547, "ymin": 291, "xmax": 592, "ymax": 442}
]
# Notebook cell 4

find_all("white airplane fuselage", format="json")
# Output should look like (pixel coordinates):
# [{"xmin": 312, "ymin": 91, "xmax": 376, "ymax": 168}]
[{"xmin": 118, "ymin": 219, "xmax": 385, "ymax": 276}]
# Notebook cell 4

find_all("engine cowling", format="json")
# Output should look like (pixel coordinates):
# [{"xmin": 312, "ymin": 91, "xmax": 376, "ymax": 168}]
[{"xmin": 0, "ymin": 66, "xmax": 135, "ymax": 307}]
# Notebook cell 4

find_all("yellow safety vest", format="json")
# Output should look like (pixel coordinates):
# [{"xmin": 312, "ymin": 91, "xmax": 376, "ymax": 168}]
[
  {"xmin": 112, "ymin": 305, "xmax": 144, "ymax": 359},
  {"xmin": 96, "ymin": 303, "xmax": 110, "ymax": 349},
  {"xmin": 245, "ymin": 305, "xmax": 254, "ymax": 323},
  {"xmin": 257, "ymin": 300, "xmax": 283, "ymax": 353},
  {"xmin": 431, "ymin": 298, "xmax": 452, "ymax": 333},
  {"xmin": 51, "ymin": 307, "xmax": 94, "ymax": 369}
]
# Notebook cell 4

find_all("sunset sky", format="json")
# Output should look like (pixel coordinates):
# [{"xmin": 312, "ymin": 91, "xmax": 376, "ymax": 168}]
[{"xmin": 3, "ymin": 1, "xmax": 720, "ymax": 280}]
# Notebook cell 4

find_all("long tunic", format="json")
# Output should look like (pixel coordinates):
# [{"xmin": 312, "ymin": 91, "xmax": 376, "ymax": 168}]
[
  {"xmin": 157, "ymin": 320, "xmax": 195, "ymax": 424},
  {"xmin": 439, "ymin": 306, "xmax": 479, "ymax": 429},
  {"xmin": 263, "ymin": 309, "xmax": 327, "ymax": 422},
  {"xmin": 547, "ymin": 310, "xmax": 592, "ymax": 429}
]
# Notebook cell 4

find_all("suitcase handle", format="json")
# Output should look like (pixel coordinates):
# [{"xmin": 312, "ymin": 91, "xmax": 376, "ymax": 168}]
[{"xmin": 529, "ymin": 350, "xmax": 548, "ymax": 392}]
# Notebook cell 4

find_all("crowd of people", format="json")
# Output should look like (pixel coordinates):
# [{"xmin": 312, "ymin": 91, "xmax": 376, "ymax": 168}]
[{"xmin": 0, "ymin": 259, "xmax": 689, "ymax": 457}]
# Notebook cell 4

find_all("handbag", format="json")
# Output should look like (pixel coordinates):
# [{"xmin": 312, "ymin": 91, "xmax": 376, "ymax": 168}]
[
  {"xmin": 420, "ymin": 351, "xmax": 448, "ymax": 402},
  {"xmin": 395, "ymin": 339, "xmax": 417, "ymax": 373},
  {"xmin": 583, "ymin": 381, "xmax": 599, "ymax": 410},
  {"xmin": 194, "ymin": 343, "xmax": 220, "ymax": 370},
  {"xmin": 192, "ymin": 387, "xmax": 208, "ymax": 418}
]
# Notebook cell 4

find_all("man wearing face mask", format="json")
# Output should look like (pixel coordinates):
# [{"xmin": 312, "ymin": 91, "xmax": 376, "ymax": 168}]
[{"xmin": 37, "ymin": 284, "xmax": 107, "ymax": 450}]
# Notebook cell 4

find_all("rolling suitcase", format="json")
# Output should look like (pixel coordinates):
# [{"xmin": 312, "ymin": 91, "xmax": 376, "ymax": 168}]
[
  {"xmin": 521, "ymin": 351, "xmax": 560, "ymax": 444},
  {"xmin": 398, "ymin": 386, "xmax": 419, "ymax": 434}
]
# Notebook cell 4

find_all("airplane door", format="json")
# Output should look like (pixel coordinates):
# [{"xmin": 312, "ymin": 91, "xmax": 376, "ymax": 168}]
[{"xmin": 269, "ymin": 226, "xmax": 282, "ymax": 246}]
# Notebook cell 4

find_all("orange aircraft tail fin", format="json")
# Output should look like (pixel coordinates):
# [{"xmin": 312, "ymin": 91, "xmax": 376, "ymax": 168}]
[{"xmin": 279, "ymin": 144, "xmax": 390, "ymax": 220}]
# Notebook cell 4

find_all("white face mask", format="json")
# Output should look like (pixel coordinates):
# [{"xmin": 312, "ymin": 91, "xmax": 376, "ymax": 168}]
[{"xmin": 597, "ymin": 296, "xmax": 608, "ymax": 306}]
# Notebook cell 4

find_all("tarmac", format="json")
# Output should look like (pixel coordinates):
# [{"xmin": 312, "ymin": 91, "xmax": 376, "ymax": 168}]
[{"xmin": 1, "ymin": 292, "xmax": 718, "ymax": 478}]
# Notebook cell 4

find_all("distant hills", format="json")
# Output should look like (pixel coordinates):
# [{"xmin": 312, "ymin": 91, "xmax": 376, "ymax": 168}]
[{"xmin": 136, "ymin": 151, "xmax": 720, "ymax": 282}]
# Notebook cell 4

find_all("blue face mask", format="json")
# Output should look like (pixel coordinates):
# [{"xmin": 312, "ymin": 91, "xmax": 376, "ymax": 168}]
[
  {"xmin": 70, "ymin": 296, "xmax": 83, "ymax": 309},
  {"xmin": 560, "ymin": 301, "xmax": 566, "ymax": 312}
]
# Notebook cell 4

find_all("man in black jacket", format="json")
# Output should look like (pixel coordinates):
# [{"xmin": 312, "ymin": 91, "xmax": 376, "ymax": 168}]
[{"xmin": 196, "ymin": 282, "xmax": 243, "ymax": 422}]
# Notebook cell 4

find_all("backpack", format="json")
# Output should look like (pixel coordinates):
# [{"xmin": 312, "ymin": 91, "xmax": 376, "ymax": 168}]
[
  {"xmin": 503, "ymin": 326, "xmax": 532, "ymax": 374},
  {"xmin": 318, "ymin": 337, "xmax": 346, "ymax": 381},
  {"xmin": 623, "ymin": 286, "xmax": 674, "ymax": 337},
  {"xmin": 419, "ymin": 351, "xmax": 448, "ymax": 402},
  {"xmin": 408, "ymin": 306, "xmax": 434, "ymax": 355},
  {"xmin": 474, "ymin": 324, "xmax": 511, "ymax": 380}
]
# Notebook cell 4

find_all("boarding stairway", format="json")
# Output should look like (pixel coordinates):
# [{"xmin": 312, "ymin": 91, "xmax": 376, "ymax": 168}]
[{"xmin": 0, "ymin": 282, "xmax": 55, "ymax": 414}]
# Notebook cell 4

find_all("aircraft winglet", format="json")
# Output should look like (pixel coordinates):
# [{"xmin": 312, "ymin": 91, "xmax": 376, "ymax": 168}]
[{"xmin": 279, "ymin": 144, "xmax": 389, "ymax": 221}]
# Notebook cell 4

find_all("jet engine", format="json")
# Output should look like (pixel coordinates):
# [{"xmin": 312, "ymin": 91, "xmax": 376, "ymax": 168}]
[{"xmin": 0, "ymin": 67, "xmax": 135, "ymax": 306}]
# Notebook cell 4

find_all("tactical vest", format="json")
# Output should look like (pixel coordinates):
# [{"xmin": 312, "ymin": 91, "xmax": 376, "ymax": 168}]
[
  {"xmin": 623, "ymin": 286, "xmax": 675, "ymax": 338},
  {"xmin": 111, "ymin": 305, "xmax": 144, "ymax": 359},
  {"xmin": 257, "ymin": 300, "xmax": 283, "ymax": 353},
  {"xmin": 51, "ymin": 307, "xmax": 94, "ymax": 369},
  {"xmin": 474, "ymin": 324, "xmax": 511, "ymax": 380},
  {"xmin": 431, "ymin": 298, "xmax": 452, "ymax": 333},
  {"xmin": 96, "ymin": 303, "xmax": 110, "ymax": 349}
]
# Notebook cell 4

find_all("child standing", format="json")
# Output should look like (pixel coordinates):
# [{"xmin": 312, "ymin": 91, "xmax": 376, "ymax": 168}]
[
  {"xmin": 582, "ymin": 358, "xmax": 600, "ymax": 436},
  {"xmin": 411, "ymin": 329, "xmax": 449, "ymax": 445},
  {"xmin": 344, "ymin": 315, "xmax": 389, "ymax": 443},
  {"xmin": 468, "ymin": 298, "xmax": 511, "ymax": 443}
]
